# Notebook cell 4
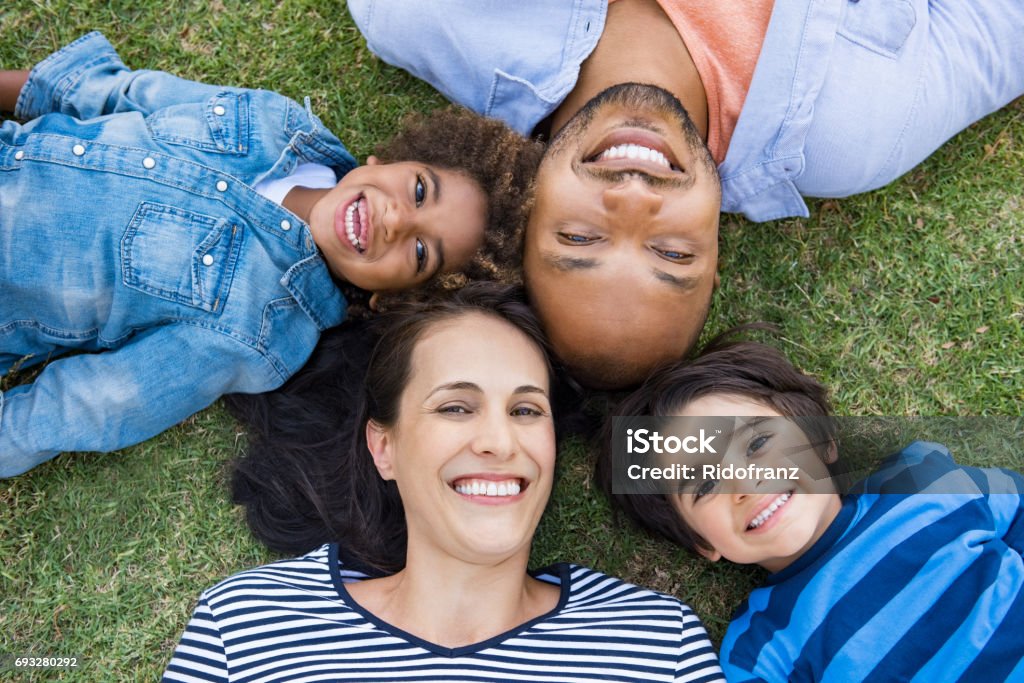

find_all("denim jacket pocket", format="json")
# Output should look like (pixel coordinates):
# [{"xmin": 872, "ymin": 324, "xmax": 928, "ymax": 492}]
[
  {"xmin": 121, "ymin": 202, "xmax": 242, "ymax": 313},
  {"xmin": 838, "ymin": 0, "xmax": 916, "ymax": 59},
  {"xmin": 147, "ymin": 91, "xmax": 250, "ymax": 154}
]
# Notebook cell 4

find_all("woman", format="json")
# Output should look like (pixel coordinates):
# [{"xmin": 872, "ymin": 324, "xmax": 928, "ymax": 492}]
[{"xmin": 163, "ymin": 285, "xmax": 723, "ymax": 682}]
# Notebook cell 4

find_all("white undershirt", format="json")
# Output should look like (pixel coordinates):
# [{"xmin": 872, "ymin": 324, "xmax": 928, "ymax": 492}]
[{"xmin": 253, "ymin": 162, "xmax": 337, "ymax": 205}]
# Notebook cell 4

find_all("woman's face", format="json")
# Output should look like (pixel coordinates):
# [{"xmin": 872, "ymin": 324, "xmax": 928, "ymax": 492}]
[{"xmin": 366, "ymin": 312, "xmax": 556, "ymax": 565}]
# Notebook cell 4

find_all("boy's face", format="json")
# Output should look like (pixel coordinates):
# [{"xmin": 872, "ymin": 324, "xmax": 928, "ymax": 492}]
[
  {"xmin": 308, "ymin": 157, "xmax": 487, "ymax": 292},
  {"xmin": 669, "ymin": 394, "xmax": 842, "ymax": 573}
]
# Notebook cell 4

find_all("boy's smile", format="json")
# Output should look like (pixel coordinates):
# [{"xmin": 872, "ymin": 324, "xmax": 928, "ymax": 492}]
[
  {"xmin": 297, "ymin": 157, "xmax": 487, "ymax": 293},
  {"xmin": 669, "ymin": 394, "xmax": 842, "ymax": 573}
]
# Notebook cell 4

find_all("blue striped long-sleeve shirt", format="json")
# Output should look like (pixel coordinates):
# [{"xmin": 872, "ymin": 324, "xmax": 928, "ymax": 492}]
[{"xmin": 720, "ymin": 441, "xmax": 1024, "ymax": 682}]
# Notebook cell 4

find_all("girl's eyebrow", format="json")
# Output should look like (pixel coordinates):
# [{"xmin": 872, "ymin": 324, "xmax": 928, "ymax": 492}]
[{"xmin": 426, "ymin": 167, "xmax": 441, "ymax": 203}]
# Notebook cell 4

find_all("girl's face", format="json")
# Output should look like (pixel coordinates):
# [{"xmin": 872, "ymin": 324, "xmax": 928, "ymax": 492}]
[
  {"xmin": 309, "ymin": 157, "xmax": 487, "ymax": 292},
  {"xmin": 669, "ymin": 393, "xmax": 841, "ymax": 573},
  {"xmin": 366, "ymin": 312, "xmax": 556, "ymax": 565}
]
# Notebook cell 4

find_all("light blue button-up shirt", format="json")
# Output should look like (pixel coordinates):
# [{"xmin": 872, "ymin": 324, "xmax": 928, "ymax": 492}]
[
  {"xmin": 348, "ymin": 0, "xmax": 1024, "ymax": 221},
  {"xmin": 1, "ymin": 32, "xmax": 355, "ymax": 475}
]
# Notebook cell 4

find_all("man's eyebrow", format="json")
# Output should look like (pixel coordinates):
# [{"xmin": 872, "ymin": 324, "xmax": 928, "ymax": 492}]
[
  {"xmin": 541, "ymin": 251, "xmax": 600, "ymax": 271},
  {"xmin": 426, "ymin": 167, "xmax": 441, "ymax": 203},
  {"xmin": 652, "ymin": 268, "xmax": 700, "ymax": 291}
]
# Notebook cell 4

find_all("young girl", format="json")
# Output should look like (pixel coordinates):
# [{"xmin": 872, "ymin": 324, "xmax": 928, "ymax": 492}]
[
  {"xmin": 0, "ymin": 32, "xmax": 542, "ymax": 477},
  {"xmin": 164, "ymin": 284, "xmax": 724, "ymax": 682}
]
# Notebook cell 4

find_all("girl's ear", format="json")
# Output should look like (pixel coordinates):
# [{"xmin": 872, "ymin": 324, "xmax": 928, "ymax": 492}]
[
  {"xmin": 366, "ymin": 155, "xmax": 381, "ymax": 166},
  {"xmin": 365, "ymin": 420, "xmax": 395, "ymax": 480}
]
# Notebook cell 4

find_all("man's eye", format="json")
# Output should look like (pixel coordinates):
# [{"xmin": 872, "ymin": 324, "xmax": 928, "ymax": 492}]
[
  {"xmin": 558, "ymin": 232, "xmax": 597, "ymax": 244},
  {"xmin": 415, "ymin": 239, "xmax": 427, "ymax": 273},
  {"xmin": 657, "ymin": 248, "xmax": 694, "ymax": 262},
  {"xmin": 415, "ymin": 176, "xmax": 426, "ymax": 207}
]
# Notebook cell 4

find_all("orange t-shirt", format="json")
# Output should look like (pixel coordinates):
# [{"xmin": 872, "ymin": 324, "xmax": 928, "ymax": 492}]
[{"xmin": 632, "ymin": 1, "xmax": 774, "ymax": 163}]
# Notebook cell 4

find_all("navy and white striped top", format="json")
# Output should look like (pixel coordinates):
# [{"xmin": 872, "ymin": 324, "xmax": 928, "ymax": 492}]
[
  {"xmin": 164, "ymin": 544, "xmax": 724, "ymax": 682},
  {"xmin": 720, "ymin": 441, "xmax": 1024, "ymax": 682}
]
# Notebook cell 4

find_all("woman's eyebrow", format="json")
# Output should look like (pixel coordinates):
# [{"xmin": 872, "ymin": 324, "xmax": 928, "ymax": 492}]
[
  {"xmin": 513, "ymin": 385, "xmax": 548, "ymax": 396},
  {"xmin": 426, "ymin": 381, "xmax": 481, "ymax": 398}
]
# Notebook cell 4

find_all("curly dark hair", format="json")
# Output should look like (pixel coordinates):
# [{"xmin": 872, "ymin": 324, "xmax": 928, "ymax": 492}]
[{"xmin": 374, "ymin": 106, "xmax": 545, "ymax": 295}]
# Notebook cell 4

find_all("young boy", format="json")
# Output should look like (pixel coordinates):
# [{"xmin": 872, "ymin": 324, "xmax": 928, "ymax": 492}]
[
  {"xmin": 599, "ymin": 339, "xmax": 1024, "ymax": 682},
  {"xmin": 0, "ymin": 32, "xmax": 542, "ymax": 477}
]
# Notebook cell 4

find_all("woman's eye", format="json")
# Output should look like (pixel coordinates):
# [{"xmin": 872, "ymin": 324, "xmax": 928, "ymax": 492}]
[
  {"xmin": 437, "ymin": 404, "xmax": 470, "ymax": 415},
  {"xmin": 558, "ymin": 232, "xmax": 597, "ymax": 244},
  {"xmin": 415, "ymin": 175, "xmax": 426, "ymax": 207},
  {"xmin": 510, "ymin": 405, "xmax": 546, "ymax": 418},
  {"xmin": 415, "ymin": 239, "xmax": 427, "ymax": 273}
]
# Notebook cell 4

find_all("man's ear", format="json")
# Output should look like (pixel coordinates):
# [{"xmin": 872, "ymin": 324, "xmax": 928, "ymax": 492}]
[
  {"xmin": 713, "ymin": 271, "xmax": 721, "ymax": 290},
  {"xmin": 366, "ymin": 154, "xmax": 381, "ymax": 166},
  {"xmin": 365, "ymin": 420, "xmax": 395, "ymax": 480}
]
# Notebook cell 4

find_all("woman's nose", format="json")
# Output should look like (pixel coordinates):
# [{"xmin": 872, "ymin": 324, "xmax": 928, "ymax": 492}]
[{"xmin": 470, "ymin": 412, "xmax": 516, "ymax": 460}]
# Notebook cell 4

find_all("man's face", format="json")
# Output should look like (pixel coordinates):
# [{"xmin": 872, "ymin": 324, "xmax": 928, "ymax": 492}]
[{"xmin": 524, "ymin": 84, "xmax": 721, "ymax": 388}]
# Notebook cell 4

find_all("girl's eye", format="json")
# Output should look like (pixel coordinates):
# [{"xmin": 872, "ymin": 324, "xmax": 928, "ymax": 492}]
[
  {"xmin": 415, "ymin": 175, "xmax": 426, "ymax": 207},
  {"xmin": 415, "ymin": 239, "xmax": 427, "ymax": 273},
  {"xmin": 558, "ymin": 232, "xmax": 597, "ymax": 244},
  {"xmin": 695, "ymin": 479, "xmax": 717, "ymax": 500}
]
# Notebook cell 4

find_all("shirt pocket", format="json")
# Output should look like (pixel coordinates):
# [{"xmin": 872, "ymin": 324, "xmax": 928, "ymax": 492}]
[
  {"xmin": 121, "ymin": 202, "xmax": 242, "ymax": 314},
  {"xmin": 838, "ymin": 0, "xmax": 916, "ymax": 59},
  {"xmin": 146, "ymin": 91, "xmax": 250, "ymax": 154}
]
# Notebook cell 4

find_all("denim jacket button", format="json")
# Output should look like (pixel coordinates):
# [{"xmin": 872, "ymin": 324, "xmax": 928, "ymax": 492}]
[
  {"xmin": 14, "ymin": 150, "xmax": 24, "ymax": 160},
  {"xmin": 142, "ymin": 157, "xmax": 156, "ymax": 169},
  {"xmin": 280, "ymin": 219, "xmax": 292, "ymax": 231},
  {"xmin": 216, "ymin": 180, "xmax": 228, "ymax": 192},
  {"xmin": 213, "ymin": 105, "xmax": 226, "ymax": 116},
  {"xmin": 72, "ymin": 144, "xmax": 85, "ymax": 156},
  {"xmin": 202, "ymin": 254, "xmax": 215, "ymax": 266}
]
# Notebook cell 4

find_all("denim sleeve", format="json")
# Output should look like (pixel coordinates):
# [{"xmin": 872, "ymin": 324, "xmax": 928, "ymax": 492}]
[
  {"xmin": 0, "ymin": 324, "xmax": 283, "ymax": 477},
  {"xmin": 15, "ymin": 31, "xmax": 233, "ymax": 122}
]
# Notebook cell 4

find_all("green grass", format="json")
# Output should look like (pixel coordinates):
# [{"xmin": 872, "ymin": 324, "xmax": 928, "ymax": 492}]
[{"xmin": 2, "ymin": 2, "xmax": 1023, "ymax": 679}]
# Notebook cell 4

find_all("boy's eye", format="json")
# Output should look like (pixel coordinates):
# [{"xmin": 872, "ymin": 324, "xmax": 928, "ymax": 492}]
[
  {"xmin": 415, "ymin": 239, "xmax": 427, "ymax": 273},
  {"xmin": 695, "ymin": 479, "xmax": 717, "ymax": 500},
  {"xmin": 415, "ymin": 175, "xmax": 426, "ymax": 207},
  {"xmin": 748, "ymin": 434, "xmax": 771, "ymax": 456}
]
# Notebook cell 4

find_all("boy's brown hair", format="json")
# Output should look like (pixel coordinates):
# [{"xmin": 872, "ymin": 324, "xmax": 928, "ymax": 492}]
[{"xmin": 595, "ymin": 332, "xmax": 835, "ymax": 554}]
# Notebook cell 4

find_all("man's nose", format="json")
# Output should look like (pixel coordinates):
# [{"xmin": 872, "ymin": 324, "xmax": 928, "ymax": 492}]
[{"xmin": 602, "ymin": 176, "xmax": 664, "ymax": 216}]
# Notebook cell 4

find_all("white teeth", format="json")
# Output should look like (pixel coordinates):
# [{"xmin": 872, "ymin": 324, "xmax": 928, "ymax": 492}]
[
  {"xmin": 748, "ymin": 493, "xmax": 791, "ymax": 529},
  {"xmin": 597, "ymin": 144, "xmax": 672, "ymax": 169},
  {"xmin": 345, "ymin": 199, "xmax": 363, "ymax": 251},
  {"xmin": 454, "ymin": 479, "xmax": 522, "ymax": 497}
]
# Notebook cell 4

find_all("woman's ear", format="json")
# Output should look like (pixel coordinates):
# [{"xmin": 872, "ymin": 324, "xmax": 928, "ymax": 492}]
[
  {"xmin": 697, "ymin": 546, "xmax": 722, "ymax": 563},
  {"xmin": 368, "ymin": 292, "xmax": 381, "ymax": 311},
  {"xmin": 365, "ymin": 420, "xmax": 395, "ymax": 480},
  {"xmin": 824, "ymin": 439, "xmax": 839, "ymax": 464}
]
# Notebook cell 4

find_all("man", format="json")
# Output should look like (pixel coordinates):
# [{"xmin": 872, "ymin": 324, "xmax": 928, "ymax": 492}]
[{"xmin": 348, "ymin": 0, "xmax": 1023, "ymax": 388}]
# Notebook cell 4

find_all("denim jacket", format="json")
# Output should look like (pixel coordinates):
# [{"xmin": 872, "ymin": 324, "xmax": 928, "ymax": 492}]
[
  {"xmin": 348, "ymin": 0, "xmax": 1024, "ymax": 221},
  {"xmin": 0, "ymin": 32, "xmax": 355, "ymax": 475}
]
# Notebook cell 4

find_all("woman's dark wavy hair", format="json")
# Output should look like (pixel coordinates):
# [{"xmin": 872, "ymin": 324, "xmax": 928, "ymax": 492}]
[
  {"xmin": 595, "ymin": 327, "xmax": 836, "ymax": 555},
  {"xmin": 226, "ymin": 283, "xmax": 572, "ymax": 574}
]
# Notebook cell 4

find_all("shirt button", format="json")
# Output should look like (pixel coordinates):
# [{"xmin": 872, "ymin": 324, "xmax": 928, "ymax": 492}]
[
  {"xmin": 216, "ymin": 180, "xmax": 228, "ymax": 192},
  {"xmin": 142, "ymin": 157, "xmax": 156, "ymax": 169},
  {"xmin": 14, "ymin": 151, "xmax": 24, "ymax": 160},
  {"xmin": 202, "ymin": 254, "xmax": 215, "ymax": 266},
  {"xmin": 280, "ymin": 219, "xmax": 292, "ymax": 231},
  {"xmin": 213, "ymin": 105, "xmax": 226, "ymax": 116},
  {"xmin": 72, "ymin": 144, "xmax": 85, "ymax": 156}
]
